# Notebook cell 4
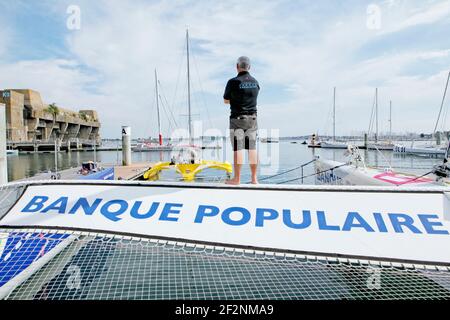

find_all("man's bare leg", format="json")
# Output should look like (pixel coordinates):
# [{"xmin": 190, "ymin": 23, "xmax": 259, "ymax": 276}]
[
  {"xmin": 226, "ymin": 150, "xmax": 243, "ymax": 185},
  {"xmin": 249, "ymin": 149, "xmax": 258, "ymax": 184}
]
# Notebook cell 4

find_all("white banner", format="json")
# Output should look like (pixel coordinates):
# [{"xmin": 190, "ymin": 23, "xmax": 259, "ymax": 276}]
[{"xmin": 2, "ymin": 184, "xmax": 450, "ymax": 265}]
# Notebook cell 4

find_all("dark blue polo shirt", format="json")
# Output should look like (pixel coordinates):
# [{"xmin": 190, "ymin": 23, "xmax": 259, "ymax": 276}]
[{"xmin": 223, "ymin": 71, "xmax": 260, "ymax": 118}]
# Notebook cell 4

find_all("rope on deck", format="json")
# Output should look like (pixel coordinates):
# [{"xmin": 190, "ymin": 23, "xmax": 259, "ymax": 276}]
[
  {"xmin": 277, "ymin": 163, "xmax": 349, "ymax": 185},
  {"xmin": 250, "ymin": 158, "xmax": 318, "ymax": 184}
]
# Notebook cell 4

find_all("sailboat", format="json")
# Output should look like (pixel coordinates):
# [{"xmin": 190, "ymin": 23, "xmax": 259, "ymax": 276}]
[
  {"xmin": 142, "ymin": 30, "xmax": 232, "ymax": 182},
  {"xmin": 133, "ymin": 70, "xmax": 175, "ymax": 152},
  {"xmin": 6, "ymin": 147, "xmax": 18, "ymax": 156},
  {"xmin": 366, "ymin": 89, "xmax": 394, "ymax": 151},
  {"xmin": 314, "ymin": 145, "xmax": 449, "ymax": 187},
  {"xmin": 320, "ymin": 87, "xmax": 349, "ymax": 149},
  {"xmin": 313, "ymin": 73, "xmax": 450, "ymax": 187},
  {"xmin": 307, "ymin": 133, "xmax": 321, "ymax": 148},
  {"xmin": 394, "ymin": 71, "xmax": 450, "ymax": 156},
  {"xmin": 393, "ymin": 143, "xmax": 446, "ymax": 156}
]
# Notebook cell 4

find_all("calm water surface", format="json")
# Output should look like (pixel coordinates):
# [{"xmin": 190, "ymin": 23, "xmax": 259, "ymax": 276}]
[{"xmin": 6, "ymin": 141, "xmax": 443, "ymax": 184}]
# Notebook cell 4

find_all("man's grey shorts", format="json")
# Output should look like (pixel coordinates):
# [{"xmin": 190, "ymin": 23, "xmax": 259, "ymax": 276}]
[{"xmin": 230, "ymin": 115, "xmax": 258, "ymax": 151}]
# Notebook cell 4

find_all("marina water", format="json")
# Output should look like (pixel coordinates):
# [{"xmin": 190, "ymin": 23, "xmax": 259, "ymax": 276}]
[{"xmin": 6, "ymin": 141, "xmax": 444, "ymax": 184}]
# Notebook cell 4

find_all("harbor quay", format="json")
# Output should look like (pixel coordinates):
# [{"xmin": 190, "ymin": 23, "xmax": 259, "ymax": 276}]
[{"xmin": 1, "ymin": 89, "xmax": 100, "ymax": 152}]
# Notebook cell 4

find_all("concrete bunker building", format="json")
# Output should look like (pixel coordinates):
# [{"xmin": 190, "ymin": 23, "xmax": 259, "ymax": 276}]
[{"xmin": 0, "ymin": 89, "xmax": 100, "ymax": 151}]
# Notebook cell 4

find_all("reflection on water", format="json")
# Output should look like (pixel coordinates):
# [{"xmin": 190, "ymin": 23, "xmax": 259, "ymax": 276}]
[{"xmin": 6, "ymin": 142, "xmax": 444, "ymax": 184}]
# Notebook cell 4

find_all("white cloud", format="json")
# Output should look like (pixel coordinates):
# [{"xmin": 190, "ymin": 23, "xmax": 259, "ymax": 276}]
[
  {"xmin": 0, "ymin": 19, "xmax": 11, "ymax": 59},
  {"xmin": 63, "ymin": 0, "xmax": 282, "ymax": 137},
  {"xmin": 0, "ymin": 0, "xmax": 449, "ymax": 138},
  {"xmin": 0, "ymin": 59, "xmax": 107, "ymax": 111},
  {"xmin": 418, "ymin": 49, "xmax": 450, "ymax": 59},
  {"xmin": 399, "ymin": 0, "xmax": 450, "ymax": 27},
  {"xmin": 381, "ymin": 0, "xmax": 450, "ymax": 34}
]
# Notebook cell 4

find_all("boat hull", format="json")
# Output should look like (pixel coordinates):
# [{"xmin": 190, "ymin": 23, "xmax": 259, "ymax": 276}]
[
  {"xmin": 320, "ymin": 142, "xmax": 348, "ymax": 149},
  {"xmin": 394, "ymin": 145, "xmax": 445, "ymax": 155},
  {"xmin": 6, "ymin": 150, "xmax": 19, "ymax": 156},
  {"xmin": 315, "ymin": 158, "xmax": 441, "ymax": 187}
]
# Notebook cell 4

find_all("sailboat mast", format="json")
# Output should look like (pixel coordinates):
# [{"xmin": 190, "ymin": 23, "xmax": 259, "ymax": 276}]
[
  {"xmin": 375, "ymin": 88, "xmax": 378, "ymax": 143},
  {"xmin": 333, "ymin": 87, "xmax": 336, "ymax": 142},
  {"xmin": 389, "ymin": 100, "xmax": 392, "ymax": 143},
  {"xmin": 155, "ymin": 69, "xmax": 162, "ymax": 146},
  {"xmin": 433, "ymin": 71, "xmax": 450, "ymax": 135},
  {"xmin": 186, "ymin": 29, "xmax": 193, "ymax": 145}
]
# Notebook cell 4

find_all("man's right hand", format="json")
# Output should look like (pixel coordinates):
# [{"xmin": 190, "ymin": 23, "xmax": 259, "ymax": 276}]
[{"xmin": 224, "ymin": 99, "xmax": 230, "ymax": 105}]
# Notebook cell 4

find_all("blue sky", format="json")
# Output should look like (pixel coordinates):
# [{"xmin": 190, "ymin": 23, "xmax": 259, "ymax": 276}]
[{"xmin": 0, "ymin": 0, "xmax": 450, "ymax": 138}]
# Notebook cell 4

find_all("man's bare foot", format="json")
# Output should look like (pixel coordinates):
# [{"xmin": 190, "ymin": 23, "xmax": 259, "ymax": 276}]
[
  {"xmin": 251, "ymin": 180, "xmax": 259, "ymax": 185},
  {"xmin": 225, "ymin": 178, "xmax": 240, "ymax": 185}
]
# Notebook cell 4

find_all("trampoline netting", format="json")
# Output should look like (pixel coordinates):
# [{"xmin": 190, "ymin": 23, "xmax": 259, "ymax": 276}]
[{"xmin": 1, "ymin": 230, "xmax": 450, "ymax": 300}]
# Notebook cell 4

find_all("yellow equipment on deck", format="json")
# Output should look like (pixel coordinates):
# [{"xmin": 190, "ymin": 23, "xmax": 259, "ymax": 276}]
[{"xmin": 143, "ymin": 160, "xmax": 233, "ymax": 182}]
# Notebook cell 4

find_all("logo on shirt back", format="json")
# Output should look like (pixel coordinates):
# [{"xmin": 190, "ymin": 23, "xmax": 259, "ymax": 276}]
[{"xmin": 239, "ymin": 82, "xmax": 258, "ymax": 89}]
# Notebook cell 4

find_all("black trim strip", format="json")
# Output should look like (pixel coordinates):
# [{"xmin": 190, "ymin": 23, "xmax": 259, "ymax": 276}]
[
  {"xmin": 10, "ymin": 180, "xmax": 449, "ymax": 194},
  {"xmin": 0, "ymin": 184, "xmax": 29, "ymax": 221}
]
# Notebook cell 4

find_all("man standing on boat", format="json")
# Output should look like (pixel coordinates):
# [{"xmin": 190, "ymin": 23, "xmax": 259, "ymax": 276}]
[{"xmin": 223, "ymin": 56, "xmax": 260, "ymax": 185}]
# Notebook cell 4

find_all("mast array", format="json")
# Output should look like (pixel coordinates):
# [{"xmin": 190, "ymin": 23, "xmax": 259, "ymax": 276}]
[
  {"xmin": 375, "ymin": 88, "xmax": 378, "ymax": 143},
  {"xmin": 333, "ymin": 87, "xmax": 336, "ymax": 142},
  {"xmin": 155, "ymin": 69, "xmax": 162, "ymax": 146},
  {"xmin": 186, "ymin": 29, "xmax": 193, "ymax": 145},
  {"xmin": 389, "ymin": 100, "xmax": 392, "ymax": 143}
]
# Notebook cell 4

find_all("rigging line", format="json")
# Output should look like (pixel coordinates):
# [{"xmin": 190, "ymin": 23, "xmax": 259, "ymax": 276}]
[
  {"xmin": 158, "ymin": 89, "xmax": 175, "ymax": 132},
  {"xmin": 177, "ymin": 36, "xmax": 189, "ymax": 124},
  {"xmin": 277, "ymin": 163, "xmax": 350, "ymax": 185},
  {"xmin": 171, "ymin": 42, "xmax": 187, "ymax": 119},
  {"xmin": 371, "ymin": 145, "xmax": 393, "ymax": 171},
  {"xmin": 158, "ymin": 80, "xmax": 179, "ymax": 128},
  {"xmin": 180, "ymin": 79, "xmax": 189, "ymax": 130},
  {"xmin": 148, "ymin": 86, "xmax": 156, "ymax": 138},
  {"xmin": 396, "ymin": 171, "xmax": 434, "ymax": 186},
  {"xmin": 442, "ymin": 79, "xmax": 450, "ymax": 133},
  {"xmin": 370, "ymin": 165, "xmax": 434, "ymax": 170},
  {"xmin": 433, "ymin": 71, "xmax": 450, "ymax": 135},
  {"xmin": 368, "ymin": 90, "xmax": 376, "ymax": 137},
  {"xmin": 254, "ymin": 158, "xmax": 318, "ymax": 183},
  {"xmin": 191, "ymin": 49, "xmax": 214, "ymax": 129},
  {"xmin": 442, "ymin": 91, "xmax": 449, "ymax": 133},
  {"xmin": 368, "ymin": 95, "xmax": 373, "ymax": 136},
  {"xmin": 158, "ymin": 93, "xmax": 175, "ymax": 134},
  {"xmin": 162, "ymin": 94, "xmax": 178, "ymax": 131},
  {"xmin": 442, "ymin": 107, "xmax": 449, "ymax": 133},
  {"xmin": 258, "ymin": 166, "xmax": 302, "ymax": 182},
  {"xmin": 322, "ymin": 94, "xmax": 335, "ymax": 137},
  {"xmin": 154, "ymin": 77, "xmax": 176, "ymax": 135},
  {"xmin": 370, "ymin": 90, "xmax": 377, "ymax": 137}
]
